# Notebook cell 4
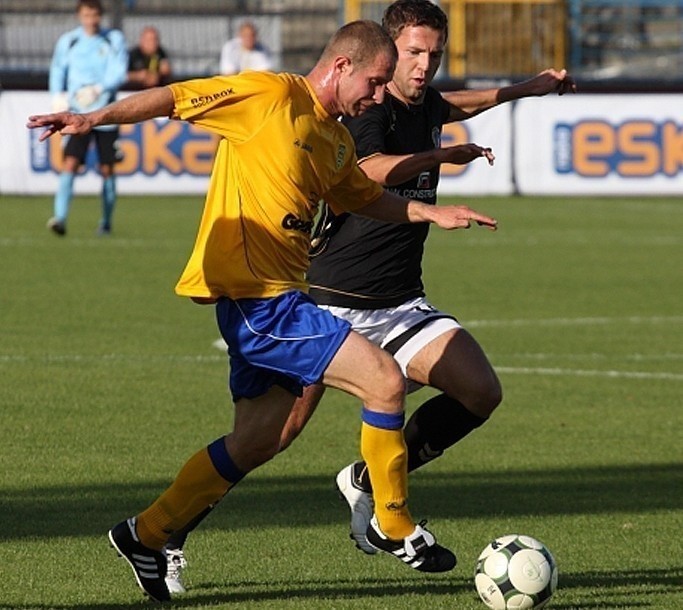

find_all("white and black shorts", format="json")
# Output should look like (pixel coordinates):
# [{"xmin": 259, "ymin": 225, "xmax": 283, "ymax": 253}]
[{"xmin": 320, "ymin": 296, "xmax": 461, "ymax": 393}]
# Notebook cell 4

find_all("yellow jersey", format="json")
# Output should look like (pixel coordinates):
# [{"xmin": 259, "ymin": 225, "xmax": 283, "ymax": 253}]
[{"xmin": 169, "ymin": 71, "xmax": 384, "ymax": 301}]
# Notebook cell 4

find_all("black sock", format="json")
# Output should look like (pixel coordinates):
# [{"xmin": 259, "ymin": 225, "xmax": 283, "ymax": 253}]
[
  {"xmin": 353, "ymin": 394, "xmax": 487, "ymax": 492},
  {"xmin": 404, "ymin": 393, "xmax": 487, "ymax": 472},
  {"xmin": 165, "ymin": 504, "xmax": 216, "ymax": 550}
]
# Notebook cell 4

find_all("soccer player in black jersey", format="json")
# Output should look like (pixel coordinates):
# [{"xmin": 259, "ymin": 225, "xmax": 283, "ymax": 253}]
[
  {"xmin": 278, "ymin": 0, "xmax": 576, "ymax": 555},
  {"xmin": 161, "ymin": 0, "xmax": 575, "ymax": 589}
]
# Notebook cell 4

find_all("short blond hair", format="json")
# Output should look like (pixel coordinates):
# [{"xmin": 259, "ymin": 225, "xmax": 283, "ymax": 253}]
[{"xmin": 319, "ymin": 20, "xmax": 397, "ymax": 68}]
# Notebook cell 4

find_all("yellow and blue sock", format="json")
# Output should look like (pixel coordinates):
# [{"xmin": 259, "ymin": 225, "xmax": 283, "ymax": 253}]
[
  {"xmin": 360, "ymin": 407, "xmax": 414, "ymax": 540},
  {"xmin": 136, "ymin": 437, "xmax": 244, "ymax": 550}
]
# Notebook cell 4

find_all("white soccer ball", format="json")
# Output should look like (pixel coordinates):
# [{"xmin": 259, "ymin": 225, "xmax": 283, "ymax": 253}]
[{"xmin": 474, "ymin": 534, "xmax": 558, "ymax": 610}]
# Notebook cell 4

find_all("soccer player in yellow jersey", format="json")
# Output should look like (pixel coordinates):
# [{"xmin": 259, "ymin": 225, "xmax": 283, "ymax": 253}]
[{"xmin": 27, "ymin": 20, "xmax": 497, "ymax": 602}]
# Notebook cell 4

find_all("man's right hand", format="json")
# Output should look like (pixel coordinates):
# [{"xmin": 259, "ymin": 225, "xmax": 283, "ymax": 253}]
[
  {"xmin": 439, "ymin": 143, "xmax": 495, "ymax": 166},
  {"xmin": 26, "ymin": 111, "xmax": 94, "ymax": 141}
]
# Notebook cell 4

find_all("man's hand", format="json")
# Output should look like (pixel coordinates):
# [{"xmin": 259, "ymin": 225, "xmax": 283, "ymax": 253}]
[
  {"xmin": 440, "ymin": 143, "xmax": 495, "ymax": 166},
  {"xmin": 430, "ymin": 204, "xmax": 498, "ymax": 231},
  {"xmin": 525, "ymin": 68, "xmax": 577, "ymax": 96},
  {"xmin": 26, "ymin": 112, "xmax": 94, "ymax": 141}
]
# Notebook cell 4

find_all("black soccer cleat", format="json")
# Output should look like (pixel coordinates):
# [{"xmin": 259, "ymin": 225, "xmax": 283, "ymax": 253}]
[
  {"xmin": 108, "ymin": 517, "xmax": 171, "ymax": 602},
  {"xmin": 366, "ymin": 515, "xmax": 457, "ymax": 573}
]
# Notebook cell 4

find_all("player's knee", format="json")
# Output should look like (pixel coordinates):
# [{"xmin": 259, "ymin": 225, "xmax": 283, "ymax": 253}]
[
  {"xmin": 364, "ymin": 359, "xmax": 406, "ymax": 410},
  {"xmin": 230, "ymin": 436, "xmax": 281, "ymax": 472},
  {"xmin": 450, "ymin": 374, "xmax": 502, "ymax": 418},
  {"xmin": 479, "ymin": 378, "xmax": 503, "ymax": 416},
  {"xmin": 245, "ymin": 439, "xmax": 281, "ymax": 469}
]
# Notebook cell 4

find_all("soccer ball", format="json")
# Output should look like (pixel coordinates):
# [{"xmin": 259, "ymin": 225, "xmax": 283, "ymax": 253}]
[{"xmin": 474, "ymin": 534, "xmax": 558, "ymax": 610}]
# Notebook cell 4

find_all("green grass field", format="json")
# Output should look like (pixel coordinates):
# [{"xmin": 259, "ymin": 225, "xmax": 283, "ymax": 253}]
[{"xmin": 1, "ymin": 194, "xmax": 681, "ymax": 610}]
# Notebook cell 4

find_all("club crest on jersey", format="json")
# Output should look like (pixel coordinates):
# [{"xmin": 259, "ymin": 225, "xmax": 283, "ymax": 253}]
[
  {"xmin": 335, "ymin": 143, "xmax": 347, "ymax": 169},
  {"xmin": 417, "ymin": 171, "xmax": 431, "ymax": 189},
  {"xmin": 431, "ymin": 126, "xmax": 441, "ymax": 148}
]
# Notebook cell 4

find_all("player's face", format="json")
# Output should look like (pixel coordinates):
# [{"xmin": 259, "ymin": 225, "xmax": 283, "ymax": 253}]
[
  {"xmin": 140, "ymin": 29, "xmax": 160, "ymax": 54},
  {"xmin": 338, "ymin": 52, "xmax": 395, "ymax": 117},
  {"xmin": 78, "ymin": 5, "xmax": 102, "ymax": 35},
  {"xmin": 240, "ymin": 26, "xmax": 257, "ymax": 50},
  {"xmin": 389, "ymin": 25, "xmax": 445, "ymax": 105}
]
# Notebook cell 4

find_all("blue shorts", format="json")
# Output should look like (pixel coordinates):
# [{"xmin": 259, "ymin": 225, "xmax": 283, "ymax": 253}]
[{"xmin": 216, "ymin": 290, "xmax": 352, "ymax": 401}]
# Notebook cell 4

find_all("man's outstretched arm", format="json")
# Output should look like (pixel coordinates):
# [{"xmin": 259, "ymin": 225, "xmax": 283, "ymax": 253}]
[
  {"xmin": 356, "ymin": 189, "xmax": 498, "ymax": 231},
  {"xmin": 443, "ymin": 68, "xmax": 577, "ymax": 122},
  {"xmin": 27, "ymin": 86, "xmax": 175, "ymax": 140}
]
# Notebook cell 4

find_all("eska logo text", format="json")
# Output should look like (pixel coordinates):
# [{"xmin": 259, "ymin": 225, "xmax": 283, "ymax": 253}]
[{"xmin": 554, "ymin": 119, "xmax": 683, "ymax": 178}]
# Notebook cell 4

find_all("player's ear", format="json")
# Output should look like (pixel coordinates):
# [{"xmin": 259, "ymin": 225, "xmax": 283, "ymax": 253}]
[{"xmin": 333, "ymin": 55, "xmax": 352, "ymax": 74}]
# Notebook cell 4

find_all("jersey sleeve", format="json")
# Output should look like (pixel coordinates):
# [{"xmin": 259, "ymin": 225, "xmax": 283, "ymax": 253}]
[
  {"xmin": 324, "ymin": 158, "xmax": 383, "ymax": 214},
  {"xmin": 168, "ymin": 72, "xmax": 287, "ymax": 142},
  {"xmin": 433, "ymin": 88, "xmax": 452, "ymax": 126},
  {"xmin": 48, "ymin": 33, "xmax": 71, "ymax": 94},
  {"xmin": 342, "ymin": 103, "xmax": 390, "ymax": 161}
]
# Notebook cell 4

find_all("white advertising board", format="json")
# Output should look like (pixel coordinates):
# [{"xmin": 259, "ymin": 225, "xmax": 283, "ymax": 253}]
[
  {"xmin": 437, "ymin": 103, "xmax": 514, "ymax": 195},
  {"xmin": 1, "ymin": 90, "xmax": 514, "ymax": 196},
  {"xmin": 1, "ymin": 91, "xmax": 212, "ymax": 195},
  {"xmin": 3, "ymin": 91, "xmax": 681, "ymax": 196},
  {"xmin": 515, "ymin": 94, "xmax": 683, "ymax": 195}
]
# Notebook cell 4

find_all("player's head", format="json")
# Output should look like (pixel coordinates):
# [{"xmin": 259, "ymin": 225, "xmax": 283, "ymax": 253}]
[
  {"xmin": 238, "ymin": 21, "xmax": 259, "ymax": 50},
  {"xmin": 382, "ymin": 0, "xmax": 448, "ymax": 42},
  {"xmin": 76, "ymin": 0, "xmax": 103, "ymax": 34},
  {"xmin": 315, "ymin": 20, "xmax": 397, "ymax": 117},
  {"xmin": 139, "ymin": 26, "xmax": 161, "ymax": 54},
  {"xmin": 382, "ymin": 0, "xmax": 448, "ymax": 104}
]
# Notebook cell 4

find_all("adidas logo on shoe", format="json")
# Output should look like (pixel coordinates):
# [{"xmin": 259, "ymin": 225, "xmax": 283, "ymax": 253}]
[
  {"xmin": 366, "ymin": 515, "xmax": 457, "ymax": 573},
  {"xmin": 108, "ymin": 517, "xmax": 171, "ymax": 602}
]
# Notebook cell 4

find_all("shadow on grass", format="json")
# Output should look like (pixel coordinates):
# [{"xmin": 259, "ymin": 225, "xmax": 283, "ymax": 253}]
[
  {"xmin": 549, "ymin": 566, "xmax": 683, "ymax": 609},
  {"xmin": 1, "ymin": 567, "xmax": 681, "ymax": 609},
  {"xmin": 1, "ymin": 462, "xmax": 681, "ymax": 541}
]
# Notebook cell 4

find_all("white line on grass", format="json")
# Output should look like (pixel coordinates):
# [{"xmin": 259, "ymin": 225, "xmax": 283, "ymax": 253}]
[
  {"xmin": 497, "ymin": 352, "xmax": 683, "ymax": 362},
  {"xmin": 495, "ymin": 366, "xmax": 683, "ymax": 381},
  {"xmin": 467, "ymin": 315, "xmax": 683, "ymax": 328}
]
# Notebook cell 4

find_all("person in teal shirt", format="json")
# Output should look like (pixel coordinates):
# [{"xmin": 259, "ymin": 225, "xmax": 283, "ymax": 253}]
[{"xmin": 48, "ymin": 0, "xmax": 128, "ymax": 236}]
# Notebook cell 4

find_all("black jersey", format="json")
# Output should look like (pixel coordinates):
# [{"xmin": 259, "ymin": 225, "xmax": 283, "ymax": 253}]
[
  {"xmin": 128, "ymin": 45, "xmax": 168, "ymax": 75},
  {"xmin": 307, "ymin": 87, "xmax": 451, "ymax": 309}
]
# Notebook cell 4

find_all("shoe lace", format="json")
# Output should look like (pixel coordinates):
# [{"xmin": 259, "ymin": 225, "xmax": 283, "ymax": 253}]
[
  {"xmin": 406, "ymin": 520, "xmax": 436, "ymax": 556},
  {"xmin": 166, "ymin": 548, "xmax": 188, "ymax": 576}
]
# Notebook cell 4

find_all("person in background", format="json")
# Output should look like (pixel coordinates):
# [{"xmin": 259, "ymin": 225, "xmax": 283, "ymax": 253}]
[
  {"xmin": 219, "ymin": 20, "xmax": 273, "ymax": 75},
  {"xmin": 47, "ymin": 0, "xmax": 128, "ymax": 237},
  {"xmin": 127, "ymin": 26, "xmax": 172, "ymax": 89}
]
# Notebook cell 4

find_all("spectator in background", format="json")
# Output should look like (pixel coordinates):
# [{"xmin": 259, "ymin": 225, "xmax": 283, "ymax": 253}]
[
  {"xmin": 219, "ymin": 20, "xmax": 273, "ymax": 75},
  {"xmin": 48, "ymin": 0, "xmax": 128, "ymax": 237},
  {"xmin": 127, "ymin": 26, "xmax": 172, "ymax": 89}
]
